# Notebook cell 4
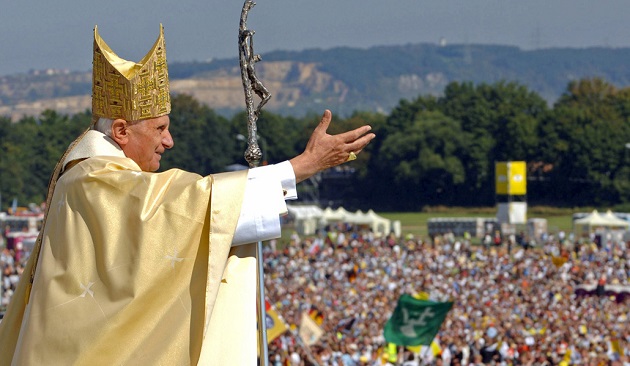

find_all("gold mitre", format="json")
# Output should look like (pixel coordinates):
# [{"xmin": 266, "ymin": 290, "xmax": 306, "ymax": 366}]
[{"xmin": 92, "ymin": 24, "xmax": 171, "ymax": 123}]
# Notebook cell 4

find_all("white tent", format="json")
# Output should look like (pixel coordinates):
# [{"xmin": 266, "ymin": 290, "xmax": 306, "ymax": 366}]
[
  {"xmin": 603, "ymin": 210, "xmax": 630, "ymax": 227},
  {"xmin": 574, "ymin": 210, "xmax": 629, "ymax": 233},
  {"xmin": 320, "ymin": 207, "xmax": 394, "ymax": 237},
  {"xmin": 574, "ymin": 210, "xmax": 609, "ymax": 227},
  {"xmin": 286, "ymin": 205, "xmax": 324, "ymax": 235},
  {"xmin": 286, "ymin": 205, "xmax": 399, "ymax": 237},
  {"xmin": 321, "ymin": 206, "xmax": 350, "ymax": 222},
  {"xmin": 366, "ymin": 210, "xmax": 394, "ymax": 236}
]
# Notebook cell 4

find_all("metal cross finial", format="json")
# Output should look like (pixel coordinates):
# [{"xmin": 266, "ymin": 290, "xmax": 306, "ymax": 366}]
[
  {"xmin": 238, "ymin": 2, "xmax": 271, "ymax": 365},
  {"xmin": 239, "ymin": 0, "xmax": 271, "ymax": 169}
]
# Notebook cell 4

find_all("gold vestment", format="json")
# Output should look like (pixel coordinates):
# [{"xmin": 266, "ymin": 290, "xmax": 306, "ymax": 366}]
[{"xmin": 0, "ymin": 155, "xmax": 258, "ymax": 365}]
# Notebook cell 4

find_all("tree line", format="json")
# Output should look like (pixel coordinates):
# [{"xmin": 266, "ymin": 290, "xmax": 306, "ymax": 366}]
[{"xmin": 1, "ymin": 77, "xmax": 630, "ymax": 212}]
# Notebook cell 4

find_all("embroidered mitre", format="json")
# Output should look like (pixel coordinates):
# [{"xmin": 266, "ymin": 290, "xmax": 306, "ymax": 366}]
[{"xmin": 92, "ymin": 24, "xmax": 171, "ymax": 123}]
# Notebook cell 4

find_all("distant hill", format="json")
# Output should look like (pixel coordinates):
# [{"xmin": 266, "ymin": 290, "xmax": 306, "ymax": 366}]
[{"xmin": 2, "ymin": 43, "xmax": 630, "ymax": 121}]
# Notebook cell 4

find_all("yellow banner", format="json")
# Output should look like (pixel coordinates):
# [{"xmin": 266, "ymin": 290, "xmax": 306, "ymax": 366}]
[
  {"xmin": 266, "ymin": 301, "xmax": 288, "ymax": 343},
  {"xmin": 495, "ymin": 161, "xmax": 526, "ymax": 195}
]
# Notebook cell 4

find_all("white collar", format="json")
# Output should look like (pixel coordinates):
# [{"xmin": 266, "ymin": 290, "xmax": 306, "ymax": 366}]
[{"xmin": 62, "ymin": 130, "xmax": 125, "ymax": 172}]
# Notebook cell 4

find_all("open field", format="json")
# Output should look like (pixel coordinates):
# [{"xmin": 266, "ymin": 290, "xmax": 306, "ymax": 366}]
[
  {"xmin": 380, "ymin": 206, "xmax": 578, "ymax": 239},
  {"xmin": 279, "ymin": 206, "xmax": 586, "ymax": 244}
]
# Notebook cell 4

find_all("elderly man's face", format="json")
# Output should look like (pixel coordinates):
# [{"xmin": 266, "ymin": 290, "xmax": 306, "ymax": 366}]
[{"xmin": 122, "ymin": 115, "xmax": 174, "ymax": 171}]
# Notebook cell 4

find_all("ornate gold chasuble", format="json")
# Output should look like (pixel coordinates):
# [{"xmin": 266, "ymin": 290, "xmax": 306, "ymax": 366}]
[{"xmin": 0, "ymin": 154, "xmax": 259, "ymax": 365}]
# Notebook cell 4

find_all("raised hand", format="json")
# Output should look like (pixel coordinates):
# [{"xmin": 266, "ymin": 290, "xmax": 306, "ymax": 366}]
[{"xmin": 290, "ymin": 110, "xmax": 375, "ymax": 183}]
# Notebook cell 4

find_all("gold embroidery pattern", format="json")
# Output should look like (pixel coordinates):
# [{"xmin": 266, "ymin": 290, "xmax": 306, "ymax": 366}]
[{"xmin": 92, "ymin": 25, "xmax": 171, "ymax": 123}]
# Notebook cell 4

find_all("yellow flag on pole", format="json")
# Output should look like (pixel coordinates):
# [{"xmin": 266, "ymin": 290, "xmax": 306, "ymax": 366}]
[
  {"xmin": 299, "ymin": 312, "xmax": 324, "ymax": 345},
  {"xmin": 265, "ymin": 300, "xmax": 288, "ymax": 343}
]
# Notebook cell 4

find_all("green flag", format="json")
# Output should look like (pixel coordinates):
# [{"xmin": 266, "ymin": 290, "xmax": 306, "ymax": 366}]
[{"xmin": 384, "ymin": 294, "xmax": 453, "ymax": 346}]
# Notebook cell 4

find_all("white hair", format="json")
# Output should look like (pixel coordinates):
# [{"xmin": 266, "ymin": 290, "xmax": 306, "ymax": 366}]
[{"xmin": 93, "ymin": 117, "xmax": 114, "ymax": 137}]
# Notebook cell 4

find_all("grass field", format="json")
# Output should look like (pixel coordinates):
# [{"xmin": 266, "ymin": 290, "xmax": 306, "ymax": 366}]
[
  {"xmin": 379, "ymin": 206, "xmax": 579, "ymax": 239},
  {"xmin": 280, "ymin": 206, "xmax": 604, "ymax": 245}
]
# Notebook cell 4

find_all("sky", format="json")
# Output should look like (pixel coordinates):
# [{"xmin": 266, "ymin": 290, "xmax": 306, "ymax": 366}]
[{"xmin": 1, "ymin": 0, "xmax": 629, "ymax": 76}]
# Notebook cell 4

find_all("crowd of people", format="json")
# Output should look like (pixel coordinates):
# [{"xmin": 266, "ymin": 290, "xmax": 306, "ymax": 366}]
[
  {"xmin": 1, "ymin": 219, "xmax": 629, "ymax": 365},
  {"xmin": 263, "ymin": 225, "xmax": 629, "ymax": 365},
  {"xmin": 0, "ymin": 225, "xmax": 29, "ymax": 312},
  {"xmin": 0, "ymin": 247, "xmax": 23, "ymax": 311}
]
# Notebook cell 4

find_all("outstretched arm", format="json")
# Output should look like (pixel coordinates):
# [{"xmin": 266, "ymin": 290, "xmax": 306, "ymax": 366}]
[
  {"xmin": 289, "ymin": 110, "xmax": 375, "ymax": 183},
  {"xmin": 232, "ymin": 109, "xmax": 374, "ymax": 245}
]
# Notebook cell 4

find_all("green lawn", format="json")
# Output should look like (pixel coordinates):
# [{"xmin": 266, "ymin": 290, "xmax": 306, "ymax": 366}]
[
  {"xmin": 380, "ymin": 206, "xmax": 577, "ymax": 239},
  {"xmin": 280, "ymin": 206, "xmax": 598, "ymax": 245}
]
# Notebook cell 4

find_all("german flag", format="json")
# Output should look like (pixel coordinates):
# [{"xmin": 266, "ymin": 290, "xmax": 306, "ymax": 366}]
[{"xmin": 308, "ymin": 306, "xmax": 325, "ymax": 326}]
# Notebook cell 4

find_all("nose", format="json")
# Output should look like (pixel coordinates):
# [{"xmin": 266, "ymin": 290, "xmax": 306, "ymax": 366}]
[{"xmin": 163, "ymin": 130, "xmax": 174, "ymax": 149}]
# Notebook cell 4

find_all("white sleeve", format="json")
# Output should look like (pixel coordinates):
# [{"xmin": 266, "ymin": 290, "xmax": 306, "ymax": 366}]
[{"xmin": 231, "ymin": 161, "xmax": 297, "ymax": 246}]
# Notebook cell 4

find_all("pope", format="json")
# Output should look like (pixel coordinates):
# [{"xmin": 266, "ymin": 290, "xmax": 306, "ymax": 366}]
[{"xmin": 0, "ymin": 25, "xmax": 374, "ymax": 365}]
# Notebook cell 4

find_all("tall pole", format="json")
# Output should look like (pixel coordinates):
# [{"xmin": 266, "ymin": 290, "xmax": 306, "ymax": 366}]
[{"xmin": 238, "ymin": 2, "xmax": 271, "ymax": 365}]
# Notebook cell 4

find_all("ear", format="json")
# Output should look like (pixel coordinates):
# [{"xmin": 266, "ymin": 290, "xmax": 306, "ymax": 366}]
[{"xmin": 110, "ymin": 119, "xmax": 130, "ymax": 147}]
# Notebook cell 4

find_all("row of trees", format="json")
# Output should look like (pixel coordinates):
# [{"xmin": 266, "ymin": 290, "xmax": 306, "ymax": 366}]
[{"xmin": 1, "ymin": 78, "xmax": 630, "ymax": 211}]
